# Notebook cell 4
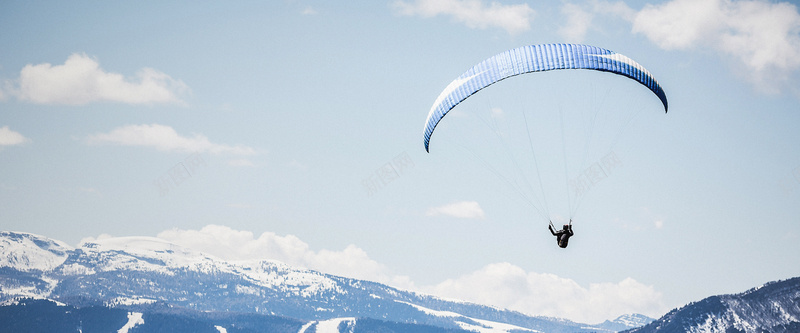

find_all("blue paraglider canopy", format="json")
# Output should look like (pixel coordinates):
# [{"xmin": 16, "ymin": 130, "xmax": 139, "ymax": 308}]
[{"xmin": 423, "ymin": 43, "xmax": 668, "ymax": 152}]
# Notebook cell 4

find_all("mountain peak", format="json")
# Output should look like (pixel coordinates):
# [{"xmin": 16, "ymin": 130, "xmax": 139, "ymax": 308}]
[
  {"xmin": 611, "ymin": 313, "xmax": 653, "ymax": 327},
  {"xmin": 630, "ymin": 277, "xmax": 800, "ymax": 332},
  {"xmin": 592, "ymin": 313, "xmax": 654, "ymax": 331},
  {"xmin": 0, "ymin": 231, "xmax": 73, "ymax": 271},
  {"xmin": 79, "ymin": 235, "xmax": 222, "ymax": 271}
]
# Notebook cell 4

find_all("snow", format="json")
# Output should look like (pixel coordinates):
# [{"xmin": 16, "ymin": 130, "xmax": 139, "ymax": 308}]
[
  {"xmin": 689, "ymin": 315, "xmax": 729, "ymax": 333},
  {"xmin": 772, "ymin": 300, "xmax": 797, "ymax": 322},
  {"xmin": 0, "ymin": 231, "xmax": 72, "ymax": 271},
  {"xmin": 234, "ymin": 284, "xmax": 261, "ymax": 296},
  {"xmin": 0, "ymin": 231, "xmax": 667, "ymax": 333},
  {"xmin": 297, "ymin": 316, "xmax": 537, "ymax": 333},
  {"xmin": 467, "ymin": 318, "xmax": 541, "ymax": 333},
  {"xmin": 80, "ymin": 236, "xmax": 222, "ymax": 274},
  {"xmin": 396, "ymin": 301, "xmax": 540, "ymax": 333},
  {"xmin": 106, "ymin": 296, "xmax": 158, "ymax": 307},
  {"xmin": 230, "ymin": 259, "xmax": 343, "ymax": 296},
  {"xmin": 397, "ymin": 300, "xmax": 462, "ymax": 318},
  {"xmin": 2, "ymin": 232, "xmax": 343, "ymax": 303},
  {"xmin": 58, "ymin": 263, "xmax": 96, "ymax": 275},
  {"xmin": 117, "ymin": 312, "xmax": 144, "ymax": 333},
  {"xmin": 609, "ymin": 314, "xmax": 652, "ymax": 328},
  {"xmin": 297, "ymin": 318, "xmax": 356, "ymax": 333},
  {"xmin": 297, "ymin": 321, "xmax": 315, "ymax": 333},
  {"xmin": 0, "ymin": 285, "xmax": 47, "ymax": 299},
  {"xmin": 314, "ymin": 318, "xmax": 355, "ymax": 333},
  {"xmin": 0, "ymin": 295, "xmax": 65, "ymax": 306},
  {"xmin": 729, "ymin": 310, "xmax": 756, "ymax": 332}
]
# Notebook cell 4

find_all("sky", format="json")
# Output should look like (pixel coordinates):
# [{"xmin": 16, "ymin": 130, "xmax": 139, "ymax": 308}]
[{"xmin": 2, "ymin": 0, "xmax": 800, "ymax": 324}]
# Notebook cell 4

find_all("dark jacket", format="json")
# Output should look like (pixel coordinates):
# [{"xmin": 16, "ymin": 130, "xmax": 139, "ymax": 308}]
[{"xmin": 549, "ymin": 224, "xmax": 574, "ymax": 248}]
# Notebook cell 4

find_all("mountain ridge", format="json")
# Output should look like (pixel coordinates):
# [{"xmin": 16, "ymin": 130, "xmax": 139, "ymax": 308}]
[
  {"xmin": 0, "ymin": 231, "xmax": 646, "ymax": 333},
  {"xmin": 626, "ymin": 277, "xmax": 800, "ymax": 332},
  {"xmin": 7, "ymin": 230, "xmax": 798, "ymax": 332}
]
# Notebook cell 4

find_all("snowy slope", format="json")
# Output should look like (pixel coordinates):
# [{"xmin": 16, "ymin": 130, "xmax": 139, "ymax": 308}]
[
  {"xmin": 629, "ymin": 277, "xmax": 800, "ymax": 332},
  {"xmin": 71, "ymin": 236, "xmax": 346, "ymax": 298},
  {"xmin": 398, "ymin": 300, "xmax": 542, "ymax": 332},
  {"xmin": 0, "ymin": 231, "xmax": 648, "ymax": 333},
  {"xmin": 593, "ymin": 314, "xmax": 654, "ymax": 332},
  {"xmin": 0, "ymin": 231, "xmax": 72, "ymax": 271}
]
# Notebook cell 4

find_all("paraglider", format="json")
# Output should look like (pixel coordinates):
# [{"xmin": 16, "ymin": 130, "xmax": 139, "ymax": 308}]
[
  {"xmin": 549, "ymin": 220, "xmax": 574, "ymax": 248},
  {"xmin": 422, "ymin": 44, "xmax": 667, "ymax": 248}
]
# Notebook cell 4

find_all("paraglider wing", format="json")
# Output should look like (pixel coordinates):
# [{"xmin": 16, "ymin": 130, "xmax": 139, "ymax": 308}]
[{"xmin": 423, "ymin": 44, "xmax": 668, "ymax": 152}]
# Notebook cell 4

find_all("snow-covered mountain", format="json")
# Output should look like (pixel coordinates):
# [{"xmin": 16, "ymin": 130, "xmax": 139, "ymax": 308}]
[
  {"xmin": 0, "ymin": 231, "xmax": 648, "ymax": 333},
  {"xmin": 0, "ymin": 231, "xmax": 71, "ymax": 272},
  {"xmin": 594, "ymin": 314, "xmax": 654, "ymax": 332},
  {"xmin": 627, "ymin": 277, "xmax": 800, "ymax": 333}
]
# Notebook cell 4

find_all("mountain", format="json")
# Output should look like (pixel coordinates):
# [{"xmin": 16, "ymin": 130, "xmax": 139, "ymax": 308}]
[
  {"xmin": 626, "ymin": 277, "xmax": 800, "ymax": 333},
  {"xmin": 0, "ymin": 231, "xmax": 648, "ymax": 333},
  {"xmin": 1, "ymin": 298, "xmax": 468, "ymax": 333},
  {"xmin": 594, "ymin": 314, "xmax": 654, "ymax": 332}
]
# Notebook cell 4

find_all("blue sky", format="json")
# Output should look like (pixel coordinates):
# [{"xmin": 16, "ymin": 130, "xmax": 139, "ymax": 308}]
[{"xmin": 2, "ymin": 0, "xmax": 800, "ymax": 324}]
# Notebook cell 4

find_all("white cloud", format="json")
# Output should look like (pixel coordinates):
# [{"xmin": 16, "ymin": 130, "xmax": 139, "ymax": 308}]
[
  {"xmin": 422, "ymin": 262, "xmax": 665, "ymax": 323},
  {"xmin": 86, "ymin": 124, "xmax": 256, "ymax": 155},
  {"xmin": 78, "ymin": 233, "xmax": 113, "ymax": 246},
  {"xmin": 10, "ymin": 53, "xmax": 188, "ymax": 105},
  {"xmin": 0, "ymin": 126, "xmax": 30, "ymax": 147},
  {"xmin": 156, "ymin": 225, "xmax": 413, "ymax": 289},
  {"xmin": 595, "ymin": 0, "xmax": 636, "ymax": 19},
  {"xmin": 392, "ymin": 0, "xmax": 535, "ymax": 35},
  {"xmin": 301, "ymin": 6, "xmax": 318, "ymax": 15},
  {"xmin": 560, "ymin": 3, "xmax": 594, "ymax": 42},
  {"xmin": 632, "ymin": 0, "xmax": 800, "ymax": 93},
  {"xmin": 426, "ymin": 200, "xmax": 485, "ymax": 219},
  {"xmin": 632, "ymin": 0, "xmax": 721, "ymax": 50},
  {"xmin": 557, "ymin": 1, "xmax": 636, "ymax": 42}
]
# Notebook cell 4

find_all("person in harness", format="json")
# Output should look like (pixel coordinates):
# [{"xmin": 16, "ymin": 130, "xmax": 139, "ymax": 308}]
[{"xmin": 549, "ymin": 220, "xmax": 574, "ymax": 248}]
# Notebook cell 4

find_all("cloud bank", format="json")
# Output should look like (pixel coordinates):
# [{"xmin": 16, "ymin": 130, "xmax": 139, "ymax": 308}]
[
  {"xmin": 557, "ymin": 1, "xmax": 635, "ymax": 42},
  {"xmin": 556, "ymin": 0, "xmax": 800, "ymax": 94},
  {"xmin": 136, "ymin": 224, "xmax": 665, "ymax": 323},
  {"xmin": 423, "ymin": 262, "xmax": 664, "ymax": 323},
  {"xmin": 7, "ymin": 53, "xmax": 188, "ymax": 105},
  {"xmin": 155, "ymin": 225, "xmax": 412, "ymax": 289},
  {"xmin": 86, "ymin": 124, "xmax": 256, "ymax": 155},
  {"xmin": 394, "ymin": 0, "xmax": 800, "ymax": 93},
  {"xmin": 559, "ymin": 3, "xmax": 595, "ymax": 42},
  {"xmin": 392, "ymin": 0, "xmax": 535, "ymax": 35},
  {"xmin": 632, "ymin": 0, "xmax": 800, "ymax": 92}
]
